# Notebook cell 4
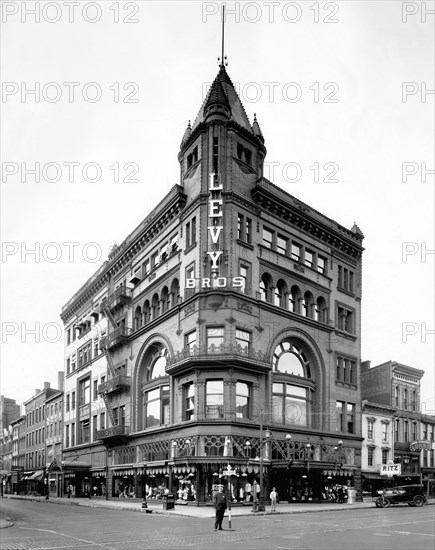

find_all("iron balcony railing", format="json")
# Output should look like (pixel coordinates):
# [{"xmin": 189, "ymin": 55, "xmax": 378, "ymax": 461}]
[
  {"xmin": 167, "ymin": 344, "xmax": 270, "ymax": 367},
  {"xmin": 98, "ymin": 375, "xmax": 131, "ymax": 395},
  {"xmin": 96, "ymin": 425, "xmax": 130, "ymax": 440},
  {"xmin": 100, "ymin": 326, "xmax": 132, "ymax": 351},
  {"xmin": 100, "ymin": 286, "xmax": 132, "ymax": 313}
]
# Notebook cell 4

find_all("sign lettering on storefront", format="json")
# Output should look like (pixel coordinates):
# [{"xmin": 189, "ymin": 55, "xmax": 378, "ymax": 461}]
[
  {"xmin": 380, "ymin": 462, "xmax": 401, "ymax": 476},
  {"xmin": 186, "ymin": 173, "xmax": 243, "ymax": 289}
]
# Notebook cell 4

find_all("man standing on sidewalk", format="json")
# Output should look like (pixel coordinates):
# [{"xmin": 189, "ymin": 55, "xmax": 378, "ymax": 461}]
[
  {"xmin": 270, "ymin": 487, "xmax": 278, "ymax": 512},
  {"xmin": 213, "ymin": 485, "xmax": 227, "ymax": 531}
]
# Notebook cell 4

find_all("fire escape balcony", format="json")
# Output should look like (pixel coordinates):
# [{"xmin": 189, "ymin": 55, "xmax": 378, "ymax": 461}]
[
  {"xmin": 98, "ymin": 375, "xmax": 131, "ymax": 395},
  {"xmin": 100, "ymin": 286, "xmax": 132, "ymax": 313},
  {"xmin": 96, "ymin": 425, "xmax": 130, "ymax": 443},
  {"xmin": 100, "ymin": 326, "xmax": 132, "ymax": 351}
]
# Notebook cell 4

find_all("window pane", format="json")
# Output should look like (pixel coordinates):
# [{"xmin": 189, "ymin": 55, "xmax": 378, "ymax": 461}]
[
  {"xmin": 146, "ymin": 399, "xmax": 160, "ymax": 427},
  {"xmin": 236, "ymin": 329, "xmax": 250, "ymax": 349},
  {"xmin": 206, "ymin": 380, "xmax": 224, "ymax": 418},
  {"xmin": 272, "ymin": 396, "xmax": 283, "ymax": 423},
  {"xmin": 276, "ymin": 353, "xmax": 304, "ymax": 376},
  {"xmin": 285, "ymin": 396, "xmax": 307, "ymax": 426},
  {"xmin": 151, "ymin": 356, "xmax": 167, "ymax": 378}
]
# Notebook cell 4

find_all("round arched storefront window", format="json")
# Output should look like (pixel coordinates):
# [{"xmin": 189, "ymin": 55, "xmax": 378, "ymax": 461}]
[
  {"xmin": 272, "ymin": 340, "xmax": 313, "ymax": 427},
  {"xmin": 138, "ymin": 344, "xmax": 170, "ymax": 431}
]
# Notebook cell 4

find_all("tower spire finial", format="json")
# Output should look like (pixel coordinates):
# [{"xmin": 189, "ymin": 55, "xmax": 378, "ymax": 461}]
[{"xmin": 218, "ymin": 4, "xmax": 228, "ymax": 68}]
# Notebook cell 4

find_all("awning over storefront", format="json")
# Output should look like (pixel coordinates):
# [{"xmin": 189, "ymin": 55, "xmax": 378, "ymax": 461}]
[
  {"xmin": 322, "ymin": 469, "xmax": 355, "ymax": 477},
  {"xmin": 361, "ymin": 472, "xmax": 384, "ymax": 480},
  {"xmin": 27, "ymin": 470, "xmax": 44, "ymax": 481},
  {"xmin": 62, "ymin": 461, "xmax": 91, "ymax": 471}
]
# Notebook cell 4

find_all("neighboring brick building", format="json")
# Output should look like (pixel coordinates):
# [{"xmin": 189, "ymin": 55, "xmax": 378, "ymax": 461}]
[
  {"xmin": 361, "ymin": 360, "xmax": 424, "ymax": 483},
  {"xmin": 10, "ymin": 415, "xmax": 25, "ymax": 494},
  {"xmin": 22, "ymin": 382, "xmax": 61, "ymax": 495},
  {"xmin": 420, "ymin": 414, "xmax": 435, "ymax": 496},
  {"xmin": 45, "ymin": 383, "xmax": 64, "ymax": 497},
  {"xmin": 60, "ymin": 65, "xmax": 365, "ymax": 502}
]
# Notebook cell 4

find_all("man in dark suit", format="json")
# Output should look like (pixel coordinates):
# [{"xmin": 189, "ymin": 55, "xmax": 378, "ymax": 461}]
[{"xmin": 213, "ymin": 485, "xmax": 227, "ymax": 530}]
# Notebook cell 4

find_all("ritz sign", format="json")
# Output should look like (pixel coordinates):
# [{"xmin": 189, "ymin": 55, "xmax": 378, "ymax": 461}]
[
  {"xmin": 186, "ymin": 173, "xmax": 243, "ymax": 290},
  {"xmin": 380, "ymin": 461, "xmax": 401, "ymax": 477}
]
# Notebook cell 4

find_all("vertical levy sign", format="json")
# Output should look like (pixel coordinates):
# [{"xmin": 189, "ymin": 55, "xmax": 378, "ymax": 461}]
[{"xmin": 186, "ymin": 173, "xmax": 243, "ymax": 289}]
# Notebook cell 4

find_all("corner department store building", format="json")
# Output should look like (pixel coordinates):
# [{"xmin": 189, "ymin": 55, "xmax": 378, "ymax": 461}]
[{"xmin": 59, "ymin": 66, "xmax": 365, "ymax": 503}]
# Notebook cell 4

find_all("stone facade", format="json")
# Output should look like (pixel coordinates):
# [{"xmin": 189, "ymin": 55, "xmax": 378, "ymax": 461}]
[{"xmin": 60, "ymin": 66, "xmax": 364, "ymax": 503}]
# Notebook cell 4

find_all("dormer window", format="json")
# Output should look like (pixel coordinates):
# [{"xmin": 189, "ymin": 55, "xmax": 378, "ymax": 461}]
[
  {"xmin": 237, "ymin": 142, "xmax": 252, "ymax": 165},
  {"xmin": 187, "ymin": 146, "xmax": 198, "ymax": 169}
]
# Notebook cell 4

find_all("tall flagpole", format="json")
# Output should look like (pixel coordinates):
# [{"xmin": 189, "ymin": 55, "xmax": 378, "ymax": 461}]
[{"xmin": 221, "ymin": 4, "xmax": 225, "ymax": 67}]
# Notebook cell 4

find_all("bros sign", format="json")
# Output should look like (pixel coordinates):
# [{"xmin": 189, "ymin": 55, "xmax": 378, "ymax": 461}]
[{"xmin": 185, "ymin": 173, "xmax": 243, "ymax": 289}]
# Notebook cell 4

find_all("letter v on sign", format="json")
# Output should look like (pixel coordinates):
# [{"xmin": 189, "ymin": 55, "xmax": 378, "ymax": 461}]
[{"xmin": 208, "ymin": 226, "xmax": 223, "ymax": 244}]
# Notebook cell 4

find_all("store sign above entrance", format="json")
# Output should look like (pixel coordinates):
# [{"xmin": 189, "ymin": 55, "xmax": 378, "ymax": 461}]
[
  {"xmin": 185, "ymin": 173, "xmax": 243, "ymax": 290},
  {"xmin": 410, "ymin": 440, "xmax": 432, "ymax": 452},
  {"xmin": 379, "ymin": 461, "xmax": 401, "ymax": 476}
]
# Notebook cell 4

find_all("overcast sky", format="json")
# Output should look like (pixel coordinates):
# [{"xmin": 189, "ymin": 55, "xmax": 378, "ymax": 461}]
[{"xmin": 1, "ymin": 1, "xmax": 434, "ymax": 414}]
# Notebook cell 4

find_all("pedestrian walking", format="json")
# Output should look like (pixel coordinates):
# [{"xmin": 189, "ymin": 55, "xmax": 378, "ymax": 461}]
[
  {"xmin": 213, "ymin": 486, "xmax": 227, "ymax": 531},
  {"xmin": 270, "ymin": 487, "xmax": 278, "ymax": 512}
]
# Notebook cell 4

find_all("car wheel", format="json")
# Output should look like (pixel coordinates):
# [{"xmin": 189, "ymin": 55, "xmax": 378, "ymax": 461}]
[
  {"xmin": 381, "ymin": 498, "xmax": 391, "ymax": 508},
  {"xmin": 413, "ymin": 496, "xmax": 424, "ymax": 507}
]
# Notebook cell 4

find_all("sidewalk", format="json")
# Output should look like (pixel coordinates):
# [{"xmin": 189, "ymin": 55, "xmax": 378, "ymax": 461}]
[{"xmin": 8, "ymin": 494, "xmax": 434, "ymax": 519}]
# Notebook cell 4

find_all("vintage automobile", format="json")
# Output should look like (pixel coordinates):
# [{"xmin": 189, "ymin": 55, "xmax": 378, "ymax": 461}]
[{"xmin": 374, "ymin": 484, "xmax": 427, "ymax": 508}]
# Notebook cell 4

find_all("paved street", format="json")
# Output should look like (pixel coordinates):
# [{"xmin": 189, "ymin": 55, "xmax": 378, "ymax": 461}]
[{"xmin": 1, "ymin": 498, "xmax": 434, "ymax": 550}]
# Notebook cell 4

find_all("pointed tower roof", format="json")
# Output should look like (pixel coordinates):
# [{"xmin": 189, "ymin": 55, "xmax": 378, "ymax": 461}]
[
  {"xmin": 180, "ymin": 120, "xmax": 192, "ymax": 148},
  {"xmin": 191, "ymin": 66, "xmax": 254, "ymax": 134},
  {"xmin": 252, "ymin": 113, "xmax": 264, "ymax": 143}
]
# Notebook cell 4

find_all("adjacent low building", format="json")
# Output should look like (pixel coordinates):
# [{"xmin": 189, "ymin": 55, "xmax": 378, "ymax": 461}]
[{"xmin": 361, "ymin": 400, "xmax": 395, "ymax": 497}]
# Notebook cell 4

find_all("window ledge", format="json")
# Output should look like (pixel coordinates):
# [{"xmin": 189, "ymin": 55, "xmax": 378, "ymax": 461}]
[
  {"xmin": 184, "ymin": 243, "xmax": 197, "ymax": 255},
  {"xmin": 335, "ymin": 380, "xmax": 358, "ymax": 390},
  {"xmin": 337, "ymin": 286, "xmax": 356, "ymax": 298},
  {"xmin": 334, "ymin": 330, "xmax": 357, "ymax": 341},
  {"xmin": 237, "ymin": 239, "xmax": 254, "ymax": 250}
]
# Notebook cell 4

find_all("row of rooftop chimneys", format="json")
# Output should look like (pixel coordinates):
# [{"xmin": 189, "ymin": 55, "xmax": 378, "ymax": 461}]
[{"xmin": 34, "ymin": 372, "xmax": 64, "ymax": 395}]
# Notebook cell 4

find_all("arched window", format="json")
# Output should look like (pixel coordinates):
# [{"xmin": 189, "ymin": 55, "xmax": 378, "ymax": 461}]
[
  {"xmin": 289, "ymin": 285, "xmax": 300, "ymax": 313},
  {"xmin": 151, "ymin": 293, "xmax": 159, "ymax": 320},
  {"xmin": 259, "ymin": 273, "xmax": 272, "ymax": 303},
  {"xmin": 273, "ymin": 342, "xmax": 311, "ymax": 378},
  {"xmin": 271, "ymin": 340, "xmax": 313, "ymax": 427},
  {"xmin": 161, "ymin": 286, "xmax": 169, "ymax": 314},
  {"xmin": 302, "ymin": 292, "xmax": 314, "ymax": 318},
  {"xmin": 143, "ymin": 300, "xmax": 151, "ymax": 325},
  {"xmin": 134, "ymin": 306, "xmax": 142, "ymax": 331},
  {"xmin": 170, "ymin": 278, "xmax": 180, "ymax": 308},
  {"xmin": 138, "ymin": 344, "xmax": 170, "ymax": 431},
  {"xmin": 403, "ymin": 388, "xmax": 408, "ymax": 410},
  {"xmin": 315, "ymin": 297, "xmax": 327, "ymax": 323},
  {"xmin": 275, "ymin": 279, "xmax": 287, "ymax": 308}
]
